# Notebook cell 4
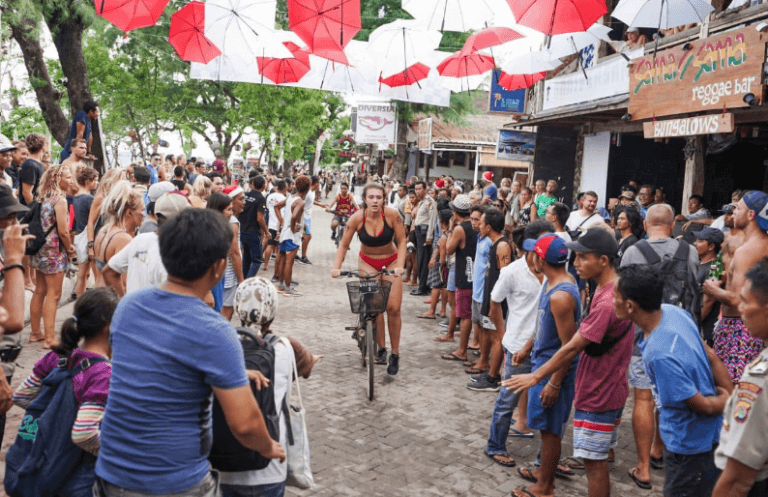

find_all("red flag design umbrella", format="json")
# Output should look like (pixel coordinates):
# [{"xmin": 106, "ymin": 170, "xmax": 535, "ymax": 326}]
[
  {"xmin": 379, "ymin": 63, "xmax": 430, "ymax": 88},
  {"xmin": 437, "ymin": 52, "xmax": 495, "ymax": 78},
  {"xmin": 505, "ymin": 0, "xmax": 607, "ymax": 36},
  {"xmin": 287, "ymin": 0, "xmax": 361, "ymax": 63},
  {"xmin": 257, "ymin": 42, "xmax": 312, "ymax": 84},
  {"xmin": 497, "ymin": 71, "xmax": 546, "ymax": 90},
  {"xmin": 460, "ymin": 27, "xmax": 524, "ymax": 55},
  {"xmin": 169, "ymin": 1, "xmax": 221, "ymax": 64},
  {"xmin": 95, "ymin": 0, "xmax": 170, "ymax": 33}
]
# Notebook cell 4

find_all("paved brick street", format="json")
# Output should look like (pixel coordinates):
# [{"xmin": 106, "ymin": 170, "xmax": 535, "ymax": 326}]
[{"xmin": 0, "ymin": 207, "xmax": 664, "ymax": 497}]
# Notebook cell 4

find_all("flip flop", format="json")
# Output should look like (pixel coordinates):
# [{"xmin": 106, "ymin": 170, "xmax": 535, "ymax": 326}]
[
  {"xmin": 650, "ymin": 456, "xmax": 664, "ymax": 470},
  {"xmin": 436, "ymin": 313, "xmax": 447, "ymax": 318},
  {"xmin": 417, "ymin": 314, "xmax": 436, "ymax": 319},
  {"xmin": 509, "ymin": 427, "xmax": 534, "ymax": 439},
  {"xmin": 511, "ymin": 488, "xmax": 536, "ymax": 497},
  {"xmin": 486, "ymin": 452, "xmax": 516, "ymax": 468},
  {"xmin": 628, "ymin": 468, "xmax": 652, "ymax": 490},
  {"xmin": 441, "ymin": 352, "xmax": 466, "ymax": 361},
  {"xmin": 517, "ymin": 467, "xmax": 537, "ymax": 483},
  {"xmin": 560, "ymin": 456, "xmax": 585, "ymax": 470},
  {"xmin": 556, "ymin": 460, "xmax": 575, "ymax": 477},
  {"xmin": 465, "ymin": 366, "xmax": 486, "ymax": 375},
  {"xmin": 467, "ymin": 345, "xmax": 480, "ymax": 351}
]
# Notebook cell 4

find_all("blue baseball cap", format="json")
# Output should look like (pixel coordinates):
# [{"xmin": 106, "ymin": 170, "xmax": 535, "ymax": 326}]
[
  {"xmin": 742, "ymin": 191, "xmax": 768, "ymax": 231},
  {"xmin": 523, "ymin": 234, "xmax": 569, "ymax": 265}
]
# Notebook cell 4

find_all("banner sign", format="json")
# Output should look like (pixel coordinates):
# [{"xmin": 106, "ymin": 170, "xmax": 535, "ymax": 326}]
[
  {"xmin": 337, "ymin": 136, "xmax": 356, "ymax": 157},
  {"xmin": 489, "ymin": 70, "xmax": 526, "ymax": 114},
  {"xmin": 418, "ymin": 118, "xmax": 432, "ymax": 150},
  {"xmin": 356, "ymin": 103, "xmax": 396, "ymax": 145},
  {"xmin": 643, "ymin": 113, "xmax": 735, "ymax": 138},
  {"xmin": 543, "ymin": 55, "xmax": 629, "ymax": 111},
  {"xmin": 497, "ymin": 130, "xmax": 536, "ymax": 162},
  {"xmin": 629, "ymin": 30, "xmax": 767, "ymax": 121}
]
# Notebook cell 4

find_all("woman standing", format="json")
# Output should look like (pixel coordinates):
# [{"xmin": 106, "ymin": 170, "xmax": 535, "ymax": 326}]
[
  {"xmin": 86, "ymin": 169, "xmax": 130, "ymax": 287},
  {"xmin": 189, "ymin": 175, "xmax": 212, "ymax": 208},
  {"xmin": 29, "ymin": 165, "xmax": 77, "ymax": 348},
  {"xmin": 206, "ymin": 192, "xmax": 234, "ymax": 313},
  {"xmin": 73, "ymin": 166, "xmax": 99, "ymax": 299},
  {"xmin": 518, "ymin": 187, "xmax": 537, "ymax": 227},
  {"xmin": 331, "ymin": 183, "xmax": 407, "ymax": 375},
  {"xmin": 613, "ymin": 206, "xmax": 644, "ymax": 263}
]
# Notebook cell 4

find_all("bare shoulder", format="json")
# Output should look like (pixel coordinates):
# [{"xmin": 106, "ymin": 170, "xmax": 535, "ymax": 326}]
[
  {"xmin": 384, "ymin": 207, "xmax": 401, "ymax": 223},
  {"xmin": 347, "ymin": 210, "xmax": 364, "ymax": 228}
]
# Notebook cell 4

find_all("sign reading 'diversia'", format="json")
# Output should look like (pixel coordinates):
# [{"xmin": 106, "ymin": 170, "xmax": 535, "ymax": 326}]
[
  {"xmin": 628, "ymin": 30, "xmax": 767, "ymax": 121},
  {"xmin": 356, "ymin": 103, "xmax": 396, "ymax": 145}
]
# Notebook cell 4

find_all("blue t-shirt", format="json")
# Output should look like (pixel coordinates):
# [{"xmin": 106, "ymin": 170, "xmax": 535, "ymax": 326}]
[
  {"xmin": 146, "ymin": 164, "xmax": 158, "ymax": 185},
  {"xmin": 472, "ymin": 236, "xmax": 491, "ymax": 303},
  {"xmin": 96, "ymin": 287, "xmax": 249, "ymax": 493},
  {"xmin": 531, "ymin": 281, "xmax": 581, "ymax": 371},
  {"xmin": 639, "ymin": 304, "xmax": 721, "ymax": 455},
  {"xmin": 59, "ymin": 110, "xmax": 91, "ymax": 161},
  {"xmin": 485, "ymin": 183, "xmax": 498, "ymax": 202}
]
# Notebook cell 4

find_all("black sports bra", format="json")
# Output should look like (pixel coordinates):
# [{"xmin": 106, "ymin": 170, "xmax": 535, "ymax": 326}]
[{"xmin": 358, "ymin": 210, "xmax": 395, "ymax": 247}]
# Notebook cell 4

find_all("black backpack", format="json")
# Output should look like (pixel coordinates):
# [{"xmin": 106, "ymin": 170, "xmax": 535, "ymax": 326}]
[
  {"xmin": 209, "ymin": 328, "xmax": 282, "ymax": 472},
  {"xmin": 634, "ymin": 240, "xmax": 701, "ymax": 325},
  {"xmin": 20, "ymin": 201, "xmax": 55, "ymax": 256}
]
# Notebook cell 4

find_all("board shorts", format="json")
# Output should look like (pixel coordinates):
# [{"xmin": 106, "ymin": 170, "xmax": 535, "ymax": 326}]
[
  {"xmin": 713, "ymin": 316, "xmax": 765, "ymax": 384},
  {"xmin": 279, "ymin": 240, "xmax": 300, "ymax": 254},
  {"xmin": 572, "ymin": 407, "xmax": 623, "ymax": 460},
  {"xmin": 455, "ymin": 288, "xmax": 472, "ymax": 319}
]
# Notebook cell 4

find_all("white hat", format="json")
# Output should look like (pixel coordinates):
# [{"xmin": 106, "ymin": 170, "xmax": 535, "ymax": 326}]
[{"xmin": 148, "ymin": 181, "xmax": 176, "ymax": 202}]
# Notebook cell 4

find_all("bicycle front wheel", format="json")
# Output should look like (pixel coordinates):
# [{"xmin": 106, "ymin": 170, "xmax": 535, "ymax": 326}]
[{"xmin": 366, "ymin": 320, "xmax": 375, "ymax": 401}]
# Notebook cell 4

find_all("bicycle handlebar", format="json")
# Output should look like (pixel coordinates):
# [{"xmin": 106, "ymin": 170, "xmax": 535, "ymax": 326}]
[{"xmin": 339, "ymin": 270, "xmax": 395, "ymax": 279}]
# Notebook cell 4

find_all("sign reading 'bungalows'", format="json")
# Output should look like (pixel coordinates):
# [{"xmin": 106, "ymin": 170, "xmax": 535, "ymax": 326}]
[
  {"xmin": 642, "ymin": 113, "xmax": 735, "ymax": 138},
  {"xmin": 628, "ymin": 30, "xmax": 767, "ymax": 121}
]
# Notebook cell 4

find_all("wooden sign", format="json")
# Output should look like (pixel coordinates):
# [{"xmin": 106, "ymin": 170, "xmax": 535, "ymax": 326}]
[
  {"xmin": 628, "ymin": 29, "xmax": 767, "ymax": 121},
  {"xmin": 643, "ymin": 113, "xmax": 735, "ymax": 138}
]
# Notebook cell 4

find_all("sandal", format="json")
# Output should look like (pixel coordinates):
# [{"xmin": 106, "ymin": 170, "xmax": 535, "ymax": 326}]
[
  {"xmin": 441, "ymin": 352, "xmax": 466, "ymax": 361},
  {"xmin": 465, "ymin": 366, "xmax": 486, "ymax": 375},
  {"xmin": 628, "ymin": 467, "xmax": 652, "ymax": 490},
  {"xmin": 561, "ymin": 456, "xmax": 585, "ymax": 470},
  {"xmin": 556, "ymin": 460, "xmax": 575, "ymax": 477},
  {"xmin": 486, "ymin": 452, "xmax": 516, "ymax": 468},
  {"xmin": 511, "ymin": 488, "xmax": 537, "ymax": 497},
  {"xmin": 650, "ymin": 456, "xmax": 664, "ymax": 470},
  {"xmin": 517, "ymin": 467, "xmax": 537, "ymax": 483},
  {"xmin": 417, "ymin": 314, "xmax": 436, "ymax": 319},
  {"xmin": 509, "ymin": 427, "xmax": 534, "ymax": 438}
]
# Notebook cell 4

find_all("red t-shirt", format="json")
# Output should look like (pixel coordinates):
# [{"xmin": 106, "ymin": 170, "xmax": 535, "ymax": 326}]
[{"xmin": 574, "ymin": 282, "xmax": 634, "ymax": 412}]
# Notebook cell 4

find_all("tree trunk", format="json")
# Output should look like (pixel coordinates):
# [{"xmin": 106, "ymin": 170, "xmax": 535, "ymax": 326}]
[
  {"xmin": 49, "ymin": 12, "xmax": 91, "ymax": 120},
  {"xmin": 7, "ymin": 16, "xmax": 69, "ymax": 146},
  {"xmin": 391, "ymin": 115, "xmax": 409, "ymax": 182}
]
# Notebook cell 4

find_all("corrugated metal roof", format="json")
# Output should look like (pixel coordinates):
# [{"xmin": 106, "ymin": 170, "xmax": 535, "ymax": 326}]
[{"xmin": 412, "ymin": 111, "xmax": 512, "ymax": 145}]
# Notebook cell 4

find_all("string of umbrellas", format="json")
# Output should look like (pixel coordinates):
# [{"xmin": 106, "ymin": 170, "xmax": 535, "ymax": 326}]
[{"xmin": 95, "ymin": 0, "xmax": 716, "ymax": 105}]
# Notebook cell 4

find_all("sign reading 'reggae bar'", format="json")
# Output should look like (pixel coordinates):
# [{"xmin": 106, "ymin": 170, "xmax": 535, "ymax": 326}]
[
  {"xmin": 642, "ymin": 113, "xmax": 735, "ymax": 138},
  {"xmin": 628, "ymin": 30, "xmax": 767, "ymax": 121}
]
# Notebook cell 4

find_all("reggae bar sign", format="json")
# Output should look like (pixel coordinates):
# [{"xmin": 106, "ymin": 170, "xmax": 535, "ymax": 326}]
[{"xmin": 628, "ymin": 29, "xmax": 767, "ymax": 121}]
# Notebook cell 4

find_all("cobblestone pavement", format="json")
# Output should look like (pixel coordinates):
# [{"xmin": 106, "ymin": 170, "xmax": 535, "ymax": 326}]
[{"xmin": 0, "ymin": 206, "xmax": 664, "ymax": 497}]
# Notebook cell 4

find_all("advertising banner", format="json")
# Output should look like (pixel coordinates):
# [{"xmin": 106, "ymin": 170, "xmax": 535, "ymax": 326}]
[{"xmin": 356, "ymin": 103, "xmax": 396, "ymax": 145}]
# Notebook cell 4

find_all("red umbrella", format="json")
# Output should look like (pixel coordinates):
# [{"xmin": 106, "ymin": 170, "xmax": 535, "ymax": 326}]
[
  {"xmin": 169, "ymin": 1, "xmax": 221, "ymax": 64},
  {"xmin": 379, "ymin": 63, "xmax": 430, "ymax": 88},
  {"xmin": 288, "ymin": 0, "xmax": 361, "ymax": 63},
  {"xmin": 95, "ymin": 0, "xmax": 170, "ymax": 33},
  {"xmin": 505, "ymin": 0, "xmax": 607, "ymax": 36},
  {"xmin": 257, "ymin": 42, "xmax": 312, "ymax": 84},
  {"xmin": 460, "ymin": 27, "xmax": 524, "ymax": 55},
  {"xmin": 437, "ymin": 52, "xmax": 495, "ymax": 78},
  {"xmin": 497, "ymin": 71, "xmax": 546, "ymax": 90}
]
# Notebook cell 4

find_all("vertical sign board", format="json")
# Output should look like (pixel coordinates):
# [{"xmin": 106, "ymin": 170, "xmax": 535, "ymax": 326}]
[
  {"xmin": 628, "ymin": 29, "xmax": 767, "ymax": 121},
  {"xmin": 489, "ymin": 70, "xmax": 527, "ymax": 114},
  {"xmin": 356, "ymin": 103, "xmax": 396, "ymax": 145},
  {"xmin": 418, "ymin": 118, "xmax": 432, "ymax": 150}
]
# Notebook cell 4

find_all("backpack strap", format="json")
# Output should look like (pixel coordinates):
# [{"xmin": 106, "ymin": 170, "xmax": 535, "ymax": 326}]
[
  {"xmin": 672, "ymin": 240, "xmax": 690, "ymax": 262},
  {"xmin": 634, "ymin": 240, "xmax": 661, "ymax": 265},
  {"xmin": 68, "ymin": 356, "xmax": 109, "ymax": 377}
]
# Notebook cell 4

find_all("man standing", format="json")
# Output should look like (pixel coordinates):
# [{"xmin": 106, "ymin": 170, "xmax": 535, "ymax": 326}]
[
  {"xmin": 410, "ymin": 180, "xmax": 437, "ymax": 296},
  {"xmin": 263, "ymin": 179, "xmax": 287, "ymax": 271},
  {"xmin": 94, "ymin": 209, "xmax": 284, "ymax": 497},
  {"xmin": 7, "ymin": 141, "xmax": 27, "ymax": 190},
  {"xmin": 507, "ymin": 229, "xmax": 634, "ymax": 496},
  {"xmin": 534, "ymin": 180, "xmax": 558, "ymax": 218},
  {"xmin": 298, "ymin": 176, "xmax": 326, "ymax": 265},
  {"xmin": 0, "ymin": 137, "xmax": 17, "ymax": 190},
  {"xmin": 147, "ymin": 153, "xmax": 161, "ymax": 185},
  {"xmin": 638, "ymin": 184, "xmax": 655, "ymax": 216},
  {"xmin": 566, "ymin": 191, "xmax": 605, "ymax": 234},
  {"xmin": 694, "ymin": 227, "xmax": 724, "ymax": 346},
  {"xmin": 482, "ymin": 171, "xmax": 498, "ymax": 202},
  {"xmin": 276, "ymin": 175, "xmax": 310, "ymax": 296},
  {"xmin": 59, "ymin": 100, "xmax": 99, "ymax": 162},
  {"xmin": 704, "ymin": 191, "xmax": 768, "ymax": 384},
  {"xmin": 18, "ymin": 133, "xmax": 47, "ymax": 206},
  {"xmin": 239, "ymin": 175, "xmax": 268, "ymax": 278},
  {"xmin": 61, "ymin": 139, "xmax": 89, "ymax": 169},
  {"xmin": 505, "ymin": 179, "xmax": 522, "ymax": 233}
]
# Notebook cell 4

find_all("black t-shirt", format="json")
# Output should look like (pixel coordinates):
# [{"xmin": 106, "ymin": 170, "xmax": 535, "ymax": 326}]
[
  {"xmin": 18, "ymin": 158, "xmax": 44, "ymax": 205},
  {"xmin": 239, "ymin": 190, "xmax": 266, "ymax": 235},
  {"xmin": 72, "ymin": 193, "xmax": 94, "ymax": 234}
]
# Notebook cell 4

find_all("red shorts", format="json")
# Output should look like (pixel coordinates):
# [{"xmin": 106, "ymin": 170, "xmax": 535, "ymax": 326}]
[
  {"xmin": 359, "ymin": 252, "xmax": 397, "ymax": 271},
  {"xmin": 455, "ymin": 288, "xmax": 472, "ymax": 320}
]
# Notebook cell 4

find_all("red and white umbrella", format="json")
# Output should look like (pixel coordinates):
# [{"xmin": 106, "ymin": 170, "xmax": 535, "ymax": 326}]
[{"xmin": 169, "ymin": 1, "xmax": 221, "ymax": 64}]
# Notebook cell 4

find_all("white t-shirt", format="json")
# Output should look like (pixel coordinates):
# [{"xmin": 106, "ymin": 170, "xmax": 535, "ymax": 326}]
[
  {"xmin": 224, "ymin": 215, "xmax": 240, "ymax": 288},
  {"xmin": 491, "ymin": 257, "xmax": 543, "ymax": 354},
  {"xmin": 280, "ymin": 196, "xmax": 303, "ymax": 245},
  {"xmin": 266, "ymin": 192, "xmax": 286, "ymax": 232},
  {"xmin": 303, "ymin": 190, "xmax": 315, "ymax": 218},
  {"xmin": 566, "ymin": 210, "xmax": 603, "ymax": 232},
  {"xmin": 106, "ymin": 232, "xmax": 167, "ymax": 295},
  {"xmin": 219, "ymin": 337, "xmax": 292, "ymax": 486}
]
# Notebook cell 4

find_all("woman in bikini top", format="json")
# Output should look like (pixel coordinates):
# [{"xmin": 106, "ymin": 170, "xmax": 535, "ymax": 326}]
[{"xmin": 93, "ymin": 181, "xmax": 145, "ymax": 283}]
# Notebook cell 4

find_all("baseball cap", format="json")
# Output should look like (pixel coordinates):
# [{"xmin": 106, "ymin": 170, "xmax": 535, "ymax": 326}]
[
  {"xmin": 742, "ymin": 190, "xmax": 768, "ymax": 231},
  {"xmin": 482, "ymin": 171, "xmax": 494, "ymax": 182},
  {"xmin": 148, "ymin": 181, "xmax": 176, "ymax": 202},
  {"xmin": 0, "ymin": 184, "xmax": 28, "ymax": 218},
  {"xmin": 719, "ymin": 203, "xmax": 736, "ymax": 214},
  {"xmin": 154, "ymin": 192, "xmax": 191, "ymax": 219},
  {"xmin": 523, "ymin": 234, "xmax": 569, "ymax": 265},
  {"xmin": 619, "ymin": 191, "xmax": 635, "ymax": 200},
  {"xmin": 0, "ymin": 134, "xmax": 17, "ymax": 153},
  {"xmin": 693, "ymin": 226, "xmax": 725, "ymax": 245},
  {"xmin": 565, "ymin": 228, "xmax": 619, "ymax": 258},
  {"xmin": 449, "ymin": 194, "xmax": 471, "ymax": 214}
]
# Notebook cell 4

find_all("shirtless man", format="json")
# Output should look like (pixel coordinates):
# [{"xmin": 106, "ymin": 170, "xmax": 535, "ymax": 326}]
[
  {"xmin": 721, "ymin": 205, "xmax": 745, "ymax": 272},
  {"xmin": 62, "ymin": 139, "xmax": 88, "ymax": 169},
  {"xmin": 703, "ymin": 191, "xmax": 768, "ymax": 384}
]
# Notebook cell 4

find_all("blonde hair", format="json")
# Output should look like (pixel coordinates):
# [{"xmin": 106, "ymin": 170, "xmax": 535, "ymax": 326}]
[
  {"xmin": 36, "ymin": 165, "xmax": 71, "ymax": 202},
  {"xmin": 99, "ymin": 180, "xmax": 143, "ymax": 233},
  {"xmin": 96, "ymin": 168, "xmax": 130, "ymax": 197},
  {"xmin": 192, "ymin": 175, "xmax": 212, "ymax": 198}
]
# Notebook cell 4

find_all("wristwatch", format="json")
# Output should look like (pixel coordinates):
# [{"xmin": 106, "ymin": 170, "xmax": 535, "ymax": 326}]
[{"xmin": 87, "ymin": 241, "xmax": 94, "ymax": 248}]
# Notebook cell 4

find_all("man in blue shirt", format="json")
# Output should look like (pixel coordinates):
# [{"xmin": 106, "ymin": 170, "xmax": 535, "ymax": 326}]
[
  {"xmin": 146, "ymin": 152, "xmax": 160, "ymax": 184},
  {"xmin": 94, "ymin": 209, "xmax": 284, "ymax": 497},
  {"xmin": 482, "ymin": 171, "xmax": 498, "ymax": 202},
  {"xmin": 59, "ymin": 100, "xmax": 99, "ymax": 162},
  {"xmin": 613, "ymin": 264, "xmax": 732, "ymax": 497}
]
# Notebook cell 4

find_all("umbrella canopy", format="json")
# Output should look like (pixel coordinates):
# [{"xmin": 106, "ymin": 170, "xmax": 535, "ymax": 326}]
[
  {"xmin": 257, "ymin": 41, "xmax": 312, "ymax": 84},
  {"xmin": 500, "ymin": 51, "xmax": 559, "ymax": 74},
  {"xmin": 169, "ymin": 1, "xmax": 221, "ymax": 64},
  {"xmin": 402, "ymin": 0, "xmax": 495, "ymax": 32},
  {"xmin": 293, "ymin": 40, "xmax": 377, "ymax": 93},
  {"xmin": 506, "ymin": 0, "xmax": 607, "ymax": 36},
  {"xmin": 379, "ymin": 62, "xmax": 431, "ymax": 88},
  {"xmin": 438, "ymin": 51, "xmax": 495, "ymax": 78},
  {"xmin": 368, "ymin": 19, "xmax": 442, "ymax": 79},
  {"xmin": 547, "ymin": 23, "xmax": 612, "ymax": 59},
  {"xmin": 612, "ymin": 0, "xmax": 714, "ymax": 30},
  {"xmin": 95, "ymin": 0, "xmax": 170, "ymax": 32},
  {"xmin": 288, "ymin": 0, "xmax": 361, "ymax": 62},
  {"xmin": 460, "ymin": 27, "xmax": 524, "ymax": 55},
  {"xmin": 205, "ymin": 0, "xmax": 291, "ymax": 59},
  {"xmin": 497, "ymin": 70, "xmax": 546, "ymax": 90}
]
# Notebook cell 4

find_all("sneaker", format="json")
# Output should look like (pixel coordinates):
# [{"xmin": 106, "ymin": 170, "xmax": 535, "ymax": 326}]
[
  {"xmin": 439, "ymin": 320, "xmax": 449, "ymax": 327},
  {"xmin": 467, "ymin": 374, "xmax": 500, "ymax": 392},
  {"xmin": 375, "ymin": 347, "xmax": 387, "ymax": 364},
  {"xmin": 470, "ymin": 373, "xmax": 485, "ymax": 382},
  {"xmin": 271, "ymin": 276, "xmax": 279, "ymax": 283},
  {"xmin": 331, "ymin": 232, "xmax": 337, "ymax": 240},
  {"xmin": 298, "ymin": 256, "xmax": 312, "ymax": 265},
  {"xmin": 387, "ymin": 354, "xmax": 399, "ymax": 375},
  {"xmin": 283, "ymin": 287, "xmax": 302, "ymax": 297},
  {"xmin": 291, "ymin": 280, "xmax": 299, "ymax": 286}
]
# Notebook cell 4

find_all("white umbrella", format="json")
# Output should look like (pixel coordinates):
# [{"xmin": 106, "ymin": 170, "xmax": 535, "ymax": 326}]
[
  {"xmin": 548, "ymin": 24, "xmax": 613, "ymax": 60},
  {"xmin": 612, "ymin": 0, "xmax": 714, "ymax": 30},
  {"xmin": 402, "ymin": 0, "xmax": 495, "ymax": 32},
  {"xmin": 289, "ymin": 40, "xmax": 377, "ymax": 94},
  {"xmin": 500, "ymin": 51, "xmax": 559, "ymax": 75},
  {"xmin": 205, "ymin": 0, "xmax": 292, "ymax": 59},
  {"xmin": 368, "ymin": 20, "xmax": 443, "ymax": 79}
]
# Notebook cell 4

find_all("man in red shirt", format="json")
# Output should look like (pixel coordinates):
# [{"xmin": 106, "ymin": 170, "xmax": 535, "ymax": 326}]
[{"xmin": 506, "ymin": 228, "xmax": 634, "ymax": 497}]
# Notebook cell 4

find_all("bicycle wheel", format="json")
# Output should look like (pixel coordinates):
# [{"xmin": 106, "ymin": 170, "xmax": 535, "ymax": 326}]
[{"xmin": 366, "ymin": 320, "xmax": 375, "ymax": 401}]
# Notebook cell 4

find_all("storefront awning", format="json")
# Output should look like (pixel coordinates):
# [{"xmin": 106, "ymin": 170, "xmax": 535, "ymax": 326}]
[{"xmin": 506, "ymin": 95, "xmax": 628, "ymax": 128}]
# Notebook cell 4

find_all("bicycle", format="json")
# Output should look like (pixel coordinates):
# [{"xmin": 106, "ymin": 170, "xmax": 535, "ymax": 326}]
[{"xmin": 339, "ymin": 270, "xmax": 393, "ymax": 401}]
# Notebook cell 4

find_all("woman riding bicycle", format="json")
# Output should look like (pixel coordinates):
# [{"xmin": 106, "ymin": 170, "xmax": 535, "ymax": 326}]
[{"xmin": 331, "ymin": 183, "xmax": 406, "ymax": 375}]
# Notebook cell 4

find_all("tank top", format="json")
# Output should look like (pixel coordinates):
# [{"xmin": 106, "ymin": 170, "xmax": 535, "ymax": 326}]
[
  {"xmin": 357, "ymin": 210, "xmax": 394, "ymax": 248},
  {"xmin": 455, "ymin": 219, "xmax": 477, "ymax": 290},
  {"xmin": 531, "ymin": 281, "xmax": 581, "ymax": 373},
  {"xmin": 336, "ymin": 194, "xmax": 352, "ymax": 217},
  {"xmin": 481, "ymin": 237, "xmax": 512, "ymax": 318}
]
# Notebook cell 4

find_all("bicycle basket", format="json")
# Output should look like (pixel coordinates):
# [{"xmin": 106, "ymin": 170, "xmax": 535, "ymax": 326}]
[{"xmin": 345, "ymin": 280, "xmax": 392, "ymax": 314}]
